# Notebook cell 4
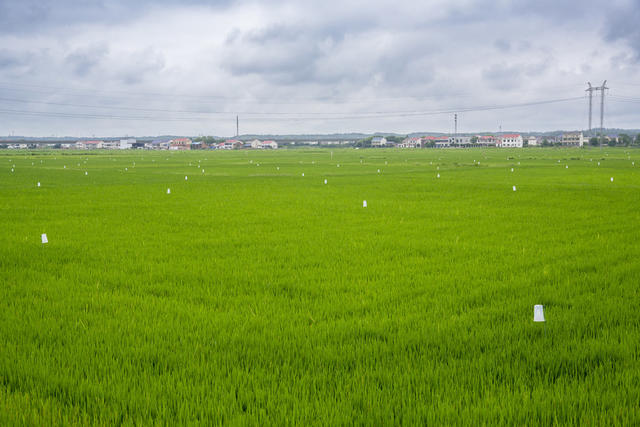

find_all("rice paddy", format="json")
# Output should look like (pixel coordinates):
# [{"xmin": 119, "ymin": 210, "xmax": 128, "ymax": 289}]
[{"xmin": 1, "ymin": 148, "xmax": 639, "ymax": 424}]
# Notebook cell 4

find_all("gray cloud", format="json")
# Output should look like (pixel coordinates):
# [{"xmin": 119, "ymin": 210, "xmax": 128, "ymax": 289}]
[
  {"xmin": 0, "ymin": 0, "xmax": 638, "ymax": 136},
  {"xmin": 605, "ymin": 4, "xmax": 640, "ymax": 61},
  {"xmin": 0, "ymin": 0, "xmax": 235, "ymax": 34},
  {"xmin": 65, "ymin": 43, "xmax": 109, "ymax": 77}
]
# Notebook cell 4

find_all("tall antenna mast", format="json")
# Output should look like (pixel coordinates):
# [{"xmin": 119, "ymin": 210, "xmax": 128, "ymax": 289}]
[{"xmin": 236, "ymin": 115, "xmax": 239, "ymax": 137}]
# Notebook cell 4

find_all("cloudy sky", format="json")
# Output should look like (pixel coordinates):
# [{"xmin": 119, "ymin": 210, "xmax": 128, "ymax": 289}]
[{"xmin": 0, "ymin": 0, "xmax": 639, "ymax": 137}]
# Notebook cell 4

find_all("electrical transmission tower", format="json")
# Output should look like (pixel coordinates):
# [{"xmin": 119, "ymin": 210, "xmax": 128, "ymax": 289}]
[
  {"xmin": 586, "ymin": 83, "xmax": 595, "ymax": 136},
  {"xmin": 586, "ymin": 81, "xmax": 608, "ymax": 148},
  {"xmin": 599, "ymin": 80, "xmax": 608, "ymax": 147}
]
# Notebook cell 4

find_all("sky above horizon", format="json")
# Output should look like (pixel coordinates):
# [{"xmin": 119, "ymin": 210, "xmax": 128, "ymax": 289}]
[{"xmin": 0, "ymin": 0, "xmax": 639, "ymax": 137}]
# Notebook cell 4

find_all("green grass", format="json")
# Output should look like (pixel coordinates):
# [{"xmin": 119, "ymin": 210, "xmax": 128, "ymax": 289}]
[{"xmin": 1, "ymin": 147, "xmax": 639, "ymax": 425}]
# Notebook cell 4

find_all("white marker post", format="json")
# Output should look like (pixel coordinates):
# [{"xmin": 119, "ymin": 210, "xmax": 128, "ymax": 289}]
[
  {"xmin": 324, "ymin": 179, "xmax": 327, "ymax": 184},
  {"xmin": 85, "ymin": 171, "xmax": 88, "ymax": 176},
  {"xmin": 363, "ymin": 200, "xmax": 367, "ymax": 208},
  {"xmin": 185, "ymin": 176, "xmax": 188, "ymax": 181},
  {"xmin": 513, "ymin": 185, "xmax": 517, "ymax": 192},
  {"xmin": 511, "ymin": 168, "xmax": 514, "ymax": 172},
  {"xmin": 534, "ymin": 305, "xmax": 545, "ymax": 322},
  {"xmin": 610, "ymin": 177, "xmax": 614, "ymax": 182},
  {"xmin": 37, "ymin": 182, "xmax": 40, "ymax": 187},
  {"xmin": 437, "ymin": 173, "xmax": 440, "ymax": 178},
  {"xmin": 41, "ymin": 233, "xmax": 48, "ymax": 244},
  {"xmin": 167, "ymin": 188, "xmax": 171, "ymax": 194},
  {"xmin": 302, "ymin": 173, "xmax": 305, "ymax": 177}
]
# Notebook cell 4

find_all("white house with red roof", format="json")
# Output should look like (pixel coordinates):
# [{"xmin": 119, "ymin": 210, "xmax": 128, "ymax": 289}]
[
  {"xmin": 477, "ymin": 135, "xmax": 498, "ymax": 146},
  {"xmin": 261, "ymin": 140, "xmax": 278, "ymax": 149},
  {"xmin": 75, "ymin": 140, "xmax": 104, "ymax": 149}
]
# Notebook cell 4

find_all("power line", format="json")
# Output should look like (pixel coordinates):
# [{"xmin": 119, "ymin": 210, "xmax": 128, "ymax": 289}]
[{"xmin": 0, "ymin": 95, "xmax": 583, "ymax": 122}]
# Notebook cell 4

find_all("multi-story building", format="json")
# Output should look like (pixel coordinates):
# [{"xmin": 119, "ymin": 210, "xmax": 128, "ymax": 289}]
[
  {"xmin": 561, "ymin": 132, "xmax": 584, "ymax": 147},
  {"xmin": 498, "ymin": 134, "xmax": 523, "ymax": 148},
  {"xmin": 398, "ymin": 137, "xmax": 422, "ymax": 148},
  {"xmin": 449, "ymin": 136, "xmax": 472, "ymax": 146},
  {"xmin": 169, "ymin": 138, "xmax": 192, "ymax": 150},
  {"xmin": 371, "ymin": 136, "xmax": 389, "ymax": 147},
  {"xmin": 476, "ymin": 135, "xmax": 497, "ymax": 146},
  {"xmin": 434, "ymin": 136, "xmax": 450, "ymax": 148}
]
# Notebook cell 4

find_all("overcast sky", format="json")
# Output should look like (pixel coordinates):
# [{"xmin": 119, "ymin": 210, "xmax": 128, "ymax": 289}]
[{"xmin": 0, "ymin": 0, "xmax": 639, "ymax": 137}]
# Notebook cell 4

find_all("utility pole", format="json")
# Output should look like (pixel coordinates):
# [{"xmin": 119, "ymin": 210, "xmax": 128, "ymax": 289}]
[
  {"xmin": 599, "ymin": 80, "xmax": 608, "ymax": 148},
  {"xmin": 454, "ymin": 113, "xmax": 457, "ymax": 144},
  {"xmin": 236, "ymin": 115, "xmax": 239, "ymax": 138}
]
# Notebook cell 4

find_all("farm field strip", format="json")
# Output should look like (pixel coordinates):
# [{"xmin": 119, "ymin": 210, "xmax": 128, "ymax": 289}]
[{"xmin": 1, "ymin": 148, "xmax": 639, "ymax": 424}]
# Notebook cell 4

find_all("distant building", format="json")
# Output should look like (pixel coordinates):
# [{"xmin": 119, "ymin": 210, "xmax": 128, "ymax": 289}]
[
  {"xmin": 434, "ymin": 136, "xmax": 450, "ymax": 148},
  {"xmin": 102, "ymin": 141, "xmax": 119, "ymax": 150},
  {"xmin": 527, "ymin": 136, "xmax": 538, "ymax": 146},
  {"xmin": 449, "ymin": 136, "xmax": 472, "ymax": 146},
  {"xmin": 477, "ymin": 135, "xmax": 497, "ymax": 146},
  {"xmin": 371, "ymin": 136, "xmax": 389, "ymax": 147},
  {"xmin": 76, "ymin": 140, "xmax": 103, "ymax": 149},
  {"xmin": 398, "ymin": 137, "xmax": 422, "ymax": 148},
  {"xmin": 561, "ymin": 132, "xmax": 584, "ymax": 147},
  {"xmin": 498, "ymin": 134, "xmax": 523, "ymax": 148},
  {"xmin": 262, "ymin": 140, "xmax": 278, "ymax": 149},
  {"xmin": 222, "ymin": 139, "xmax": 243, "ymax": 150},
  {"xmin": 120, "ymin": 138, "xmax": 136, "ymax": 149},
  {"xmin": 169, "ymin": 138, "xmax": 192, "ymax": 150}
]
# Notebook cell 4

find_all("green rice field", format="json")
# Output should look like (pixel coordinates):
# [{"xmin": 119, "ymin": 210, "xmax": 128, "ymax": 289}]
[{"xmin": 1, "ymin": 147, "xmax": 639, "ymax": 424}]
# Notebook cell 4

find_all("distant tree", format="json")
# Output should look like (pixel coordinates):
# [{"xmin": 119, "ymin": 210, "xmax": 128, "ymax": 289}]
[
  {"xmin": 542, "ymin": 138, "xmax": 551, "ymax": 147},
  {"xmin": 384, "ymin": 135, "xmax": 405, "ymax": 143},
  {"xmin": 619, "ymin": 134, "xmax": 632, "ymax": 146},
  {"xmin": 635, "ymin": 134, "xmax": 640, "ymax": 145},
  {"xmin": 607, "ymin": 138, "xmax": 616, "ymax": 147},
  {"xmin": 356, "ymin": 137, "xmax": 373, "ymax": 148},
  {"xmin": 589, "ymin": 137, "xmax": 599, "ymax": 146}
]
